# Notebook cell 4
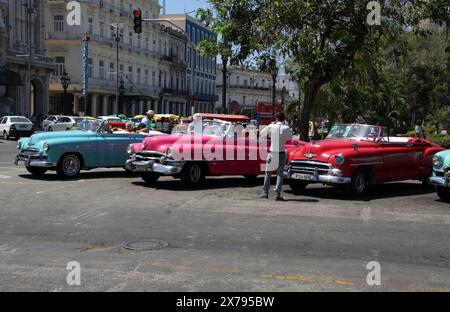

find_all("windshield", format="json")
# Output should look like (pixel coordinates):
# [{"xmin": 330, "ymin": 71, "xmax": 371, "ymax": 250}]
[
  {"xmin": 327, "ymin": 124, "xmax": 381, "ymax": 141},
  {"xmin": 172, "ymin": 120, "xmax": 233, "ymax": 137},
  {"xmin": 76, "ymin": 119, "xmax": 101, "ymax": 132},
  {"xmin": 11, "ymin": 117, "xmax": 31, "ymax": 123}
]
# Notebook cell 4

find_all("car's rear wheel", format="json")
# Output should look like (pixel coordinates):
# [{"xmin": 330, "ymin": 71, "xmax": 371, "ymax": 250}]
[
  {"xmin": 57, "ymin": 154, "xmax": 81, "ymax": 178},
  {"xmin": 49, "ymin": 127, "xmax": 53, "ymax": 132},
  {"xmin": 289, "ymin": 180, "xmax": 308, "ymax": 195},
  {"xmin": 180, "ymin": 163, "xmax": 205, "ymax": 187},
  {"xmin": 350, "ymin": 169, "xmax": 369, "ymax": 196},
  {"xmin": 141, "ymin": 173, "xmax": 160, "ymax": 184},
  {"xmin": 437, "ymin": 187, "xmax": 450, "ymax": 202},
  {"xmin": 26, "ymin": 166, "xmax": 47, "ymax": 176},
  {"xmin": 3, "ymin": 131, "xmax": 9, "ymax": 140}
]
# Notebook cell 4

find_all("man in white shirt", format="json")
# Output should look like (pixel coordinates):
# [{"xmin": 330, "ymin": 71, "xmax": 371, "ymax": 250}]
[{"xmin": 259, "ymin": 113, "xmax": 293, "ymax": 201}]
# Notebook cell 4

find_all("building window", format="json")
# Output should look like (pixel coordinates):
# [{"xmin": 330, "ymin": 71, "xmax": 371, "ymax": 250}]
[
  {"xmin": 128, "ymin": 66, "xmax": 133, "ymax": 83},
  {"xmin": 152, "ymin": 71, "xmax": 156, "ymax": 86},
  {"xmin": 100, "ymin": 21, "xmax": 105, "ymax": 38},
  {"xmin": 137, "ymin": 68, "xmax": 141, "ymax": 84},
  {"xmin": 88, "ymin": 58, "xmax": 93, "ymax": 78},
  {"xmin": 55, "ymin": 57, "xmax": 65, "ymax": 77},
  {"xmin": 144, "ymin": 69, "xmax": 149, "ymax": 85},
  {"xmin": 88, "ymin": 17, "xmax": 94, "ymax": 35},
  {"xmin": 109, "ymin": 63, "xmax": 115, "ymax": 80},
  {"xmin": 99, "ymin": 60, "xmax": 105, "ymax": 79},
  {"xmin": 53, "ymin": 15, "xmax": 64, "ymax": 32}
]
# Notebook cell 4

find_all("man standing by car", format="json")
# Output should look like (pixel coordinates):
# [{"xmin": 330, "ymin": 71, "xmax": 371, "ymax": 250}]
[
  {"xmin": 415, "ymin": 120, "xmax": 425, "ymax": 139},
  {"xmin": 138, "ymin": 110, "xmax": 155, "ymax": 134},
  {"xmin": 259, "ymin": 112, "xmax": 293, "ymax": 201}
]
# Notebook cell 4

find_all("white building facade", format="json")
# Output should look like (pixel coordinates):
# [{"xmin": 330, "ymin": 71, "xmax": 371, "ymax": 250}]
[
  {"xmin": 216, "ymin": 65, "xmax": 279, "ymax": 119},
  {"xmin": 0, "ymin": 0, "xmax": 54, "ymax": 117},
  {"xmin": 45, "ymin": 0, "xmax": 189, "ymax": 117}
]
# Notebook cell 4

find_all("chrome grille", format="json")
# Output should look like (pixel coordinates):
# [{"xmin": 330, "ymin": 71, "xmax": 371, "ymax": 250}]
[
  {"xmin": 19, "ymin": 148, "xmax": 41, "ymax": 157},
  {"xmin": 290, "ymin": 161, "xmax": 332, "ymax": 175}
]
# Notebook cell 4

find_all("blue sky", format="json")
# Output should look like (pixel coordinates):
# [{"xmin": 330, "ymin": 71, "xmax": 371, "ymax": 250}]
[{"xmin": 162, "ymin": 0, "xmax": 209, "ymax": 14}]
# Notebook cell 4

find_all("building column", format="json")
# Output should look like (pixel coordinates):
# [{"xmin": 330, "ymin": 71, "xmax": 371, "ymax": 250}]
[
  {"xmin": 139, "ymin": 101, "xmax": 144, "ymax": 115},
  {"xmin": 91, "ymin": 95, "xmax": 98, "ymax": 117},
  {"xmin": 113, "ymin": 97, "xmax": 118, "ymax": 114},
  {"xmin": 102, "ymin": 96, "xmax": 108, "ymax": 115},
  {"xmin": 73, "ymin": 95, "xmax": 80, "ymax": 115}
]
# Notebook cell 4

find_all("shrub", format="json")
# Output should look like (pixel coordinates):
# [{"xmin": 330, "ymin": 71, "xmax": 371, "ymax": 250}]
[{"xmin": 427, "ymin": 134, "xmax": 450, "ymax": 149}]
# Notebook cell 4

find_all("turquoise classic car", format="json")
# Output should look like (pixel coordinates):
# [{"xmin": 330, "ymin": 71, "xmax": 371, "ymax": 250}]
[
  {"xmin": 15, "ymin": 119, "xmax": 150, "ymax": 178},
  {"xmin": 429, "ymin": 150, "xmax": 450, "ymax": 202}
]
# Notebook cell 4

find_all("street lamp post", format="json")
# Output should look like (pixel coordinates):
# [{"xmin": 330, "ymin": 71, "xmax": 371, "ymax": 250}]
[
  {"xmin": 270, "ymin": 63, "xmax": 278, "ymax": 119},
  {"xmin": 60, "ymin": 72, "xmax": 70, "ymax": 115},
  {"xmin": 119, "ymin": 79, "xmax": 125, "ymax": 115},
  {"xmin": 112, "ymin": 24, "xmax": 122, "ymax": 113}
]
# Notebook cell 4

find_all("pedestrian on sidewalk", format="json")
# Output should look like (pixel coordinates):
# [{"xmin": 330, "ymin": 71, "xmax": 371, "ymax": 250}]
[{"xmin": 259, "ymin": 112, "xmax": 293, "ymax": 201}]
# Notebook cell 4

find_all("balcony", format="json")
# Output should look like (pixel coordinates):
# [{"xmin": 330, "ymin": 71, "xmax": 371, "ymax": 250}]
[
  {"xmin": 163, "ymin": 88, "xmax": 190, "ymax": 97},
  {"xmin": 195, "ymin": 94, "xmax": 219, "ymax": 102}
]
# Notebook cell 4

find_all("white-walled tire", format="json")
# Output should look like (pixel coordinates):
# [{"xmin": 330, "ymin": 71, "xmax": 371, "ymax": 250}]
[{"xmin": 57, "ymin": 154, "xmax": 81, "ymax": 178}]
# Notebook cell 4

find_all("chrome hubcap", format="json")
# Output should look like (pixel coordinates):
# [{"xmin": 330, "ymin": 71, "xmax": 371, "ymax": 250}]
[
  {"xmin": 63, "ymin": 156, "xmax": 80, "ymax": 176},
  {"xmin": 355, "ymin": 174, "xmax": 365, "ymax": 193},
  {"xmin": 190, "ymin": 166, "xmax": 201, "ymax": 183}
]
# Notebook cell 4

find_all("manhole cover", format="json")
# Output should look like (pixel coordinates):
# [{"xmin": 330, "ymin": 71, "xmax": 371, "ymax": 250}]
[{"xmin": 121, "ymin": 240, "xmax": 169, "ymax": 251}]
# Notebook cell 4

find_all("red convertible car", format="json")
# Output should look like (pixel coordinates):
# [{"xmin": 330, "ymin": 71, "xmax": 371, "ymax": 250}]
[
  {"xmin": 125, "ymin": 117, "xmax": 303, "ymax": 187},
  {"xmin": 285, "ymin": 124, "xmax": 444, "ymax": 195}
]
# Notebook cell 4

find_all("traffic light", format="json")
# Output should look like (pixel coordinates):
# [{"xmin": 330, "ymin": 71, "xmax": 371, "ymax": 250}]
[{"xmin": 133, "ymin": 9, "xmax": 142, "ymax": 34}]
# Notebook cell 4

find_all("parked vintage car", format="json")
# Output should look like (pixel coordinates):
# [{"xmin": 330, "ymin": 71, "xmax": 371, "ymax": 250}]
[
  {"xmin": 42, "ymin": 115, "xmax": 85, "ymax": 132},
  {"xmin": 125, "ymin": 117, "xmax": 303, "ymax": 187},
  {"xmin": 285, "ymin": 124, "xmax": 445, "ymax": 195},
  {"xmin": 429, "ymin": 150, "xmax": 450, "ymax": 202},
  {"xmin": 0, "ymin": 116, "xmax": 34, "ymax": 140},
  {"xmin": 15, "ymin": 119, "xmax": 164, "ymax": 178}
]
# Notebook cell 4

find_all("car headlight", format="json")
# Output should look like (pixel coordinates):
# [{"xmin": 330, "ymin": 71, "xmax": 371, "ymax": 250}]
[
  {"xmin": 329, "ymin": 168, "xmax": 343, "ymax": 177},
  {"xmin": 127, "ymin": 144, "xmax": 134, "ymax": 155},
  {"xmin": 43, "ymin": 142, "xmax": 49, "ymax": 152},
  {"xmin": 166, "ymin": 147, "xmax": 174, "ymax": 159},
  {"xmin": 17, "ymin": 140, "xmax": 22, "ymax": 150},
  {"xmin": 334, "ymin": 153, "xmax": 345, "ymax": 166},
  {"xmin": 433, "ymin": 155, "xmax": 443, "ymax": 168}
]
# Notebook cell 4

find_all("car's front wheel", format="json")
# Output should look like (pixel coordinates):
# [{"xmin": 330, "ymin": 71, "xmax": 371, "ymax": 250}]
[
  {"xmin": 350, "ymin": 169, "xmax": 369, "ymax": 196},
  {"xmin": 26, "ymin": 166, "xmax": 47, "ymax": 176},
  {"xmin": 57, "ymin": 154, "xmax": 81, "ymax": 178},
  {"xmin": 141, "ymin": 173, "xmax": 160, "ymax": 184},
  {"xmin": 437, "ymin": 187, "xmax": 450, "ymax": 202},
  {"xmin": 180, "ymin": 163, "xmax": 205, "ymax": 187},
  {"xmin": 289, "ymin": 180, "xmax": 308, "ymax": 195}
]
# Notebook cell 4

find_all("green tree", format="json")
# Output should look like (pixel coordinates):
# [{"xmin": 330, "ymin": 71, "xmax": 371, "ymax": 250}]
[{"xmin": 198, "ymin": 0, "xmax": 447, "ymax": 140}]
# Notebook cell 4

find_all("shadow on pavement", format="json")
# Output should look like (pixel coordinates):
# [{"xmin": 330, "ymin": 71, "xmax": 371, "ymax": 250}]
[
  {"xmin": 286, "ymin": 182, "xmax": 435, "ymax": 202},
  {"xmin": 18, "ymin": 170, "xmax": 141, "ymax": 181},
  {"xmin": 132, "ymin": 176, "xmax": 268, "ymax": 191}
]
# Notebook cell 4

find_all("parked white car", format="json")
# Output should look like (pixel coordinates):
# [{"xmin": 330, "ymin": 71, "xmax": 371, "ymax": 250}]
[
  {"xmin": 0, "ymin": 116, "xmax": 34, "ymax": 140},
  {"xmin": 42, "ymin": 116, "xmax": 84, "ymax": 132}
]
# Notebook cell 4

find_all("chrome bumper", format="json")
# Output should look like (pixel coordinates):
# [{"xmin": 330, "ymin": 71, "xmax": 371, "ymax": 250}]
[
  {"xmin": 286, "ymin": 171, "xmax": 351, "ymax": 184},
  {"xmin": 429, "ymin": 176, "xmax": 449, "ymax": 188},
  {"xmin": 14, "ymin": 151, "xmax": 56, "ymax": 168},
  {"xmin": 125, "ymin": 158, "xmax": 184, "ymax": 175}
]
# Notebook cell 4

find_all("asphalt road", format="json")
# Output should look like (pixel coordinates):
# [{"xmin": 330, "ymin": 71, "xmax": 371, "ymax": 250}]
[{"xmin": 0, "ymin": 138, "xmax": 449, "ymax": 292}]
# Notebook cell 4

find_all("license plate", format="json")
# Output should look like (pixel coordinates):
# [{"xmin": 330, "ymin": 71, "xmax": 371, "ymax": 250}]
[
  {"xmin": 291, "ymin": 173, "xmax": 316, "ymax": 181},
  {"xmin": 19, "ymin": 125, "xmax": 27, "ymax": 129}
]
